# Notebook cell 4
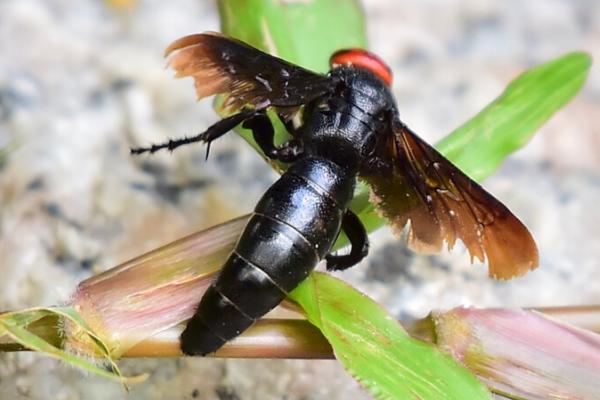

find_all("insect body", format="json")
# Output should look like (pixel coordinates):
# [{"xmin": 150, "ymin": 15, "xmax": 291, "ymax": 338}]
[{"xmin": 132, "ymin": 33, "xmax": 539, "ymax": 356}]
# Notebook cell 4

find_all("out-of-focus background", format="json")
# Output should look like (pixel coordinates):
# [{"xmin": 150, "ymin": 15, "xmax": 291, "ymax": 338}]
[{"xmin": 0, "ymin": 0, "xmax": 598, "ymax": 399}]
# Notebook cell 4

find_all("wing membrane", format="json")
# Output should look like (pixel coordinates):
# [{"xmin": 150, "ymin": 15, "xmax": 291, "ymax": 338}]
[
  {"xmin": 362, "ymin": 117, "xmax": 539, "ymax": 279},
  {"xmin": 165, "ymin": 32, "xmax": 334, "ymax": 116}
]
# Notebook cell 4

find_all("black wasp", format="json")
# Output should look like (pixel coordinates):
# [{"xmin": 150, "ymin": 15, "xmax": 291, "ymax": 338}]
[{"xmin": 132, "ymin": 32, "xmax": 539, "ymax": 356}]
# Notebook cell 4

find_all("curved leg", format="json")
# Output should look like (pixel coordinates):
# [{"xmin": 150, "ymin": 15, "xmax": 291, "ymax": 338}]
[
  {"xmin": 326, "ymin": 210, "xmax": 369, "ymax": 271},
  {"xmin": 243, "ymin": 113, "xmax": 304, "ymax": 162}
]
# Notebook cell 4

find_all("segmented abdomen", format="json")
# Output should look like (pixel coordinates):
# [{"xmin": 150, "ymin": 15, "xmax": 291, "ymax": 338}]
[{"xmin": 181, "ymin": 157, "xmax": 355, "ymax": 355}]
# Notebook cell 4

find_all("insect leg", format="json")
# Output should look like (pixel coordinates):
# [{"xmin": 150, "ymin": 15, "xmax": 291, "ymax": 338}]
[
  {"xmin": 277, "ymin": 112, "xmax": 300, "ymax": 137},
  {"xmin": 130, "ymin": 109, "xmax": 257, "ymax": 156},
  {"xmin": 326, "ymin": 210, "xmax": 369, "ymax": 271},
  {"xmin": 243, "ymin": 113, "xmax": 303, "ymax": 162}
]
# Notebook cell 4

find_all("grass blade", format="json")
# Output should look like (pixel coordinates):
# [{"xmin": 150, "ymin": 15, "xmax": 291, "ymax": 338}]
[
  {"xmin": 289, "ymin": 273, "xmax": 492, "ymax": 399},
  {"xmin": 0, "ymin": 308, "xmax": 145, "ymax": 384},
  {"xmin": 436, "ymin": 51, "xmax": 592, "ymax": 181}
]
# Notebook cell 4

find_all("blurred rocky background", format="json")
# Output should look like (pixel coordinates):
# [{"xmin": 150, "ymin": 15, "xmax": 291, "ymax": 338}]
[{"xmin": 0, "ymin": 0, "xmax": 598, "ymax": 399}]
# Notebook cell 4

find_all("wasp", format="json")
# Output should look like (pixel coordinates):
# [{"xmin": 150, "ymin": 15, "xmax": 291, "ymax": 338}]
[{"xmin": 132, "ymin": 33, "xmax": 538, "ymax": 355}]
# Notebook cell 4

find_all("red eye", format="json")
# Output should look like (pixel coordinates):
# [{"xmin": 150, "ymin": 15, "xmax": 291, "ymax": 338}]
[{"xmin": 330, "ymin": 49, "xmax": 393, "ymax": 86}]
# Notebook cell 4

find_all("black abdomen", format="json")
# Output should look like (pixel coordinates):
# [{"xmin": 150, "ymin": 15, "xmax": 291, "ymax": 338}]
[{"xmin": 181, "ymin": 157, "xmax": 355, "ymax": 355}]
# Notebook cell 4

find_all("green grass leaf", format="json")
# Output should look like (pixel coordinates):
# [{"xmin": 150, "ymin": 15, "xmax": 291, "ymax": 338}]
[
  {"xmin": 289, "ymin": 273, "xmax": 492, "ymax": 399},
  {"xmin": 0, "ymin": 308, "xmax": 146, "ymax": 385},
  {"xmin": 218, "ymin": 0, "xmax": 366, "ymax": 72},
  {"xmin": 0, "ymin": 307, "xmax": 145, "ymax": 384},
  {"xmin": 437, "ymin": 51, "xmax": 592, "ymax": 181}
]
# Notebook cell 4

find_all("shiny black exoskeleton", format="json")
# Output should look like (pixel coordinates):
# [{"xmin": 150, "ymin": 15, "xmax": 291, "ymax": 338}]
[
  {"xmin": 178, "ymin": 68, "xmax": 395, "ymax": 355},
  {"xmin": 133, "ymin": 32, "xmax": 539, "ymax": 356}
]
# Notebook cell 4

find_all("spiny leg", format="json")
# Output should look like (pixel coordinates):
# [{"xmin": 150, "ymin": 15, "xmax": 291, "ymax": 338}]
[
  {"xmin": 326, "ymin": 210, "xmax": 369, "ymax": 271},
  {"xmin": 130, "ymin": 109, "xmax": 258, "ymax": 156},
  {"xmin": 242, "ymin": 113, "xmax": 303, "ymax": 162}
]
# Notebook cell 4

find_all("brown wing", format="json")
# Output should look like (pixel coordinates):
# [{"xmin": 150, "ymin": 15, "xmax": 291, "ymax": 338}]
[
  {"xmin": 165, "ymin": 32, "xmax": 334, "ymax": 116},
  {"xmin": 362, "ymin": 117, "xmax": 539, "ymax": 279}
]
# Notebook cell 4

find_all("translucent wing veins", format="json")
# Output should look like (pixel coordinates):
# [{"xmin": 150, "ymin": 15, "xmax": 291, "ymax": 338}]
[
  {"xmin": 165, "ymin": 32, "xmax": 335, "ymax": 117},
  {"xmin": 362, "ymin": 117, "xmax": 539, "ymax": 279}
]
